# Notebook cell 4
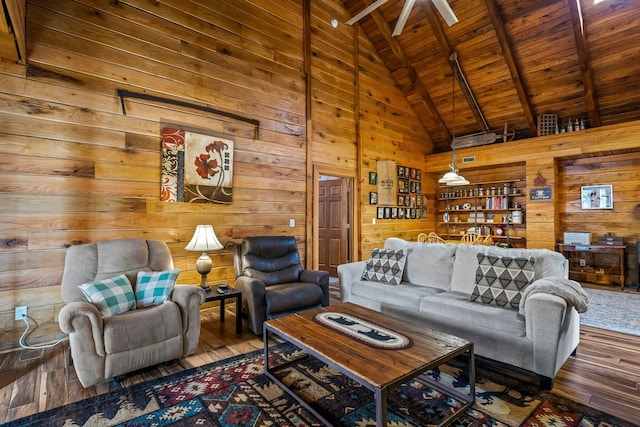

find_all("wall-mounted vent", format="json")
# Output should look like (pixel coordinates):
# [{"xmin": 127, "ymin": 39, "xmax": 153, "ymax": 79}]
[{"xmin": 461, "ymin": 156, "xmax": 476, "ymax": 163}]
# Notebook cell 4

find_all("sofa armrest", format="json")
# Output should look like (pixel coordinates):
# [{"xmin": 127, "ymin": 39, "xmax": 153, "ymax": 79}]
[
  {"xmin": 234, "ymin": 276, "xmax": 267, "ymax": 335},
  {"xmin": 171, "ymin": 285, "xmax": 205, "ymax": 356},
  {"xmin": 301, "ymin": 269, "xmax": 330, "ymax": 306},
  {"xmin": 59, "ymin": 301, "xmax": 105, "ymax": 356},
  {"xmin": 524, "ymin": 292, "xmax": 578, "ymax": 378},
  {"xmin": 337, "ymin": 261, "xmax": 366, "ymax": 303}
]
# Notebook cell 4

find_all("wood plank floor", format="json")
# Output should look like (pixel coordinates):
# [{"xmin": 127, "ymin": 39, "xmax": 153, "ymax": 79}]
[{"xmin": 0, "ymin": 291, "xmax": 639, "ymax": 425}]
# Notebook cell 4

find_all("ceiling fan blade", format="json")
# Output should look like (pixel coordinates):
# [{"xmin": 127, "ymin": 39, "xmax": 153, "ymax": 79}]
[
  {"xmin": 346, "ymin": 0, "xmax": 390, "ymax": 25},
  {"xmin": 392, "ymin": 0, "xmax": 417, "ymax": 36},
  {"xmin": 432, "ymin": 0, "xmax": 459, "ymax": 27}
]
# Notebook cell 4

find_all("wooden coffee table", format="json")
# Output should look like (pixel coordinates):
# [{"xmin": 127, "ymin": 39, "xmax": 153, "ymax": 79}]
[{"xmin": 263, "ymin": 302, "xmax": 475, "ymax": 427}]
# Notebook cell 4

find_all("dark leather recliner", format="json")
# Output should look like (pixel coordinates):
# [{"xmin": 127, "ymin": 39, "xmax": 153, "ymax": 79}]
[{"xmin": 234, "ymin": 236, "xmax": 330, "ymax": 335}]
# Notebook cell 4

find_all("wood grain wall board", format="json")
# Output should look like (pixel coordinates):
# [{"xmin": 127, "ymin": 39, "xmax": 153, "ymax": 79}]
[
  {"xmin": 0, "ymin": 250, "xmax": 65, "ymax": 273},
  {"xmin": 0, "ymin": 174, "xmax": 158, "ymax": 198},
  {"xmin": 0, "ymin": 195, "xmax": 147, "ymax": 214},
  {"xmin": 0, "ymin": 115, "xmax": 128, "ymax": 149},
  {"xmin": 0, "ymin": 213, "xmax": 176, "ymax": 233},
  {"xmin": 0, "ymin": 267, "xmax": 62, "ymax": 292}
]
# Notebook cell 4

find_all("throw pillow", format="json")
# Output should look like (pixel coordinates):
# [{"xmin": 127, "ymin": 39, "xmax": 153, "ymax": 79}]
[
  {"xmin": 135, "ymin": 269, "xmax": 180, "ymax": 308},
  {"xmin": 361, "ymin": 248, "xmax": 406, "ymax": 285},
  {"xmin": 469, "ymin": 254, "xmax": 536, "ymax": 310},
  {"xmin": 79, "ymin": 274, "xmax": 136, "ymax": 317}
]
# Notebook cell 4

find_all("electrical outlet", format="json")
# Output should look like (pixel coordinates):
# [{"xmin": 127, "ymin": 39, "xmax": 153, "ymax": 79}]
[
  {"xmin": 15, "ymin": 306, "xmax": 27, "ymax": 320},
  {"xmin": 579, "ymin": 259, "xmax": 586, "ymax": 267}
]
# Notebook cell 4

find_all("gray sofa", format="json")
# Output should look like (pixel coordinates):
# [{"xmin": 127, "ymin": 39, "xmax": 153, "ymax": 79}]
[{"xmin": 338, "ymin": 238, "xmax": 587, "ymax": 389}]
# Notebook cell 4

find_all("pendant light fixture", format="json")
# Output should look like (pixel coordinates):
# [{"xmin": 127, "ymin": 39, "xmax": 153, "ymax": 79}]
[{"xmin": 439, "ymin": 52, "xmax": 469, "ymax": 186}]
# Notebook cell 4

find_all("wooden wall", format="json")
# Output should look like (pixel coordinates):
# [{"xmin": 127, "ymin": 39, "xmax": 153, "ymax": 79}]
[
  {"xmin": 0, "ymin": 0, "xmax": 307, "ymax": 345},
  {"xmin": 558, "ymin": 152, "xmax": 640, "ymax": 286},
  {"xmin": 424, "ymin": 122, "xmax": 640, "ymax": 286},
  {"xmin": 1, "ymin": 0, "xmax": 637, "ymax": 349},
  {"xmin": 0, "ymin": 0, "xmax": 434, "ymax": 348},
  {"xmin": 356, "ymin": 26, "xmax": 433, "ymax": 257}
]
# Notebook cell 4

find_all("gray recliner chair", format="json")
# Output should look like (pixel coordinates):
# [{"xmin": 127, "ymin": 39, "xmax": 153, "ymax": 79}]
[
  {"xmin": 58, "ymin": 238, "xmax": 205, "ymax": 387},
  {"xmin": 234, "ymin": 236, "xmax": 330, "ymax": 335}
]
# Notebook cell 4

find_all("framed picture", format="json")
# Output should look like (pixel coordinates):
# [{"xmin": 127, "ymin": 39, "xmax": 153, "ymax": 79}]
[
  {"xmin": 398, "ymin": 195, "xmax": 405, "ymax": 206},
  {"xmin": 161, "ymin": 127, "xmax": 234, "ymax": 204},
  {"xmin": 369, "ymin": 171, "xmax": 377, "ymax": 185},
  {"xmin": 398, "ymin": 178, "xmax": 410, "ymax": 194},
  {"xmin": 397, "ymin": 165, "xmax": 405, "ymax": 177},
  {"xmin": 391, "ymin": 207, "xmax": 398, "ymax": 218},
  {"xmin": 377, "ymin": 207, "xmax": 385, "ymax": 219},
  {"xmin": 581, "ymin": 185, "xmax": 613, "ymax": 209},
  {"xmin": 369, "ymin": 192, "xmax": 378, "ymax": 204}
]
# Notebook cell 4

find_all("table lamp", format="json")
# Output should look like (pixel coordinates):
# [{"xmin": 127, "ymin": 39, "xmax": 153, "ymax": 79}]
[{"xmin": 185, "ymin": 225, "xmax": 224, "ymax": 291}]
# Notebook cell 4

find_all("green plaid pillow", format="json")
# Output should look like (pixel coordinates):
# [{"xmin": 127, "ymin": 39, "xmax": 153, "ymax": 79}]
[
  {"xmin": 79, "ymin": 274, "xmax": 136, "ymax": 317},
  {"xmin": 135, "ymin": 269, "xmax": 179, "ymax": 308}
]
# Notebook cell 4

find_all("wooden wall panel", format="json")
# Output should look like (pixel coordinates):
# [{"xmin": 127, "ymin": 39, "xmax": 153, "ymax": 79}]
[
  {"xmin": 558, "ymin": 152, "xmax": 640, "ymax": 286},
  {"xmin": 356, "ymin": 29, "xmax": 432, "ymax": 257},
  {"xmin": 0, "ymin": 0, "xmax": 309, "ymax": 347}
]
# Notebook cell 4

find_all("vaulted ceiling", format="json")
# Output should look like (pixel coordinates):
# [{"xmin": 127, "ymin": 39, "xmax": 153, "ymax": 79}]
[{"xmin": 341, "ymin": 0, "xmax": 640, "ymax": 153}]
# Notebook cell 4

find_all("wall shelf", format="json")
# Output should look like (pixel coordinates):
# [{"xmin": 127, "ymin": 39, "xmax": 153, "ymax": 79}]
[{"xmin": 437, "ymin": 179, "xmax": 526, "ymax": 247}]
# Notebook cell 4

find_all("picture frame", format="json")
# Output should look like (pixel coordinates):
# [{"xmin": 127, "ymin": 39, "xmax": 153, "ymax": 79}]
[
  {"xmin": 398, "ymin": 178, "xmax": 410, "ymax": 194},
  {"xmin": 581, "ymin": 185, "xmax": 613, "ymax": 209},
  {"xmin": 369, "ymin": 192, "xmax": 378, "ymax": 204},
  {"xmin": 377, "ymin": 207, "xmax": 385, "ymax": 219},
  {"xmin": 369, "ymin": 171, "xmax": 377, "ymax": 185}
]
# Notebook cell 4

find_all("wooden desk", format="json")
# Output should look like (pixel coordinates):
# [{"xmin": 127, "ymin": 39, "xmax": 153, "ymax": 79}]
[{"xmin": 557, "ymin": 244, "xmax": 626, "ymax": 289}]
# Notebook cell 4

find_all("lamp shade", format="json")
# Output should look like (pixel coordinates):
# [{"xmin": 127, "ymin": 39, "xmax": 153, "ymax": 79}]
[
  {"xmin": 438, "ymin": 170, "xmax": 470, "ymax": 186},
  {"xmin": 185, "ymin": 225, "xmax": 224, "ymax": 252}
]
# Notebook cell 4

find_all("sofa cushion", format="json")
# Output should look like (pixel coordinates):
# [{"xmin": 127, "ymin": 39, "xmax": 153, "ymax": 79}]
[
  {"xmin": 135, "ymin": 269, "xmax": 179, "ymax": 308},
  {"xmin": 385, "ymin": 240, "xmax": 457, "ymax": 290},
  {"xmin": 419, "ymin": 292, "xmax": 526, "ymax": 335},
  {"xmin": 352, "ymin": 280, "xmax": 445, "ymax": 309},
  {"xmin": 80, "ymin": 274, "xmax": 136, "ymax": 317},
  {"xmin": 469, "ymin": 254, "xmax": 536, "ymax": 309},
  {"xmin": 361, "ymin": 248, "xmax": 406, "ymax": 285},
  {"xmin": 450, "ymin": 244, "xmax": 566, "ymax": 295}
]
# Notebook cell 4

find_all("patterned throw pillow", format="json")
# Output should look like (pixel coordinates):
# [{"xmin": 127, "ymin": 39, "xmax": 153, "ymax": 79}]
[
  {"xmin": 80, "ymin": 274, "xmax": 136, "ymax": 317},
  {"xmin": 135, "ymin": 269, "xmax": 179, "ymax": 308},
  {"xmin": 361, "ymin": 248, "xmax": 406, "ymax": 285},
  {"xmin": 469, "ymin": 253, "xmax": 536, "ymax": 310}
]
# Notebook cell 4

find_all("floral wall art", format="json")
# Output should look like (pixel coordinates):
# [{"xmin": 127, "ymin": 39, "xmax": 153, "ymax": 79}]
[{"xmin": 161, "ymin": 127, "xmax": 234, "ymax": 204}]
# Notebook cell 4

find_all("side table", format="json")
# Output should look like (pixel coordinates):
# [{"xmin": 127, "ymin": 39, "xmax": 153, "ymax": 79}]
[{"xmin": 203, "ymin": 285, "xmax": 243, "ymax": 334}]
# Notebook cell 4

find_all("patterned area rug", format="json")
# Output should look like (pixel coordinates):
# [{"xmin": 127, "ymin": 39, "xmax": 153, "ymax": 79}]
[{"xmin": 4, "ymin": 343, "xmax": 636, "ymax": 427}]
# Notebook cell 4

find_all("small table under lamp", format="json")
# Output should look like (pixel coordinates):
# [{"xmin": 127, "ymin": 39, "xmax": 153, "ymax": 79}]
[{"xmin": 185, "ymin": 224, "xmax": 224, "ymax": 291}]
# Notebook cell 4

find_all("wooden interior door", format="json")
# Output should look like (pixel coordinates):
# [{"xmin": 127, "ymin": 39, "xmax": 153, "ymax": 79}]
[{"xmin": 318, "ymin": 178, "xmax": 349, "ymax": 276}]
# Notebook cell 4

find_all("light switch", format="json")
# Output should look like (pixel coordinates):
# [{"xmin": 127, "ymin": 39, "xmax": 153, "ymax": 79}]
[{"xmin": 289, "ymin": 219, "xmax": 295, "ymax": 227}]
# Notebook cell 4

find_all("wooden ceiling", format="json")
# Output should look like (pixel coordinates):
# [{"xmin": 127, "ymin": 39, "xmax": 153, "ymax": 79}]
[{"xmin": 341, "ymin": 0, "xmax": 640, "ymax": 152}]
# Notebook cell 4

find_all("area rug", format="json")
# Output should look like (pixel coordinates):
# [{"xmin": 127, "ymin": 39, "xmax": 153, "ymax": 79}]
[
  {"xmin": 3, "ymin": 343, "xmax": 636, "ymax": 427},
  {"xmin": 580, "ymin": 287, "xmax": 640, "ymax": 336}
]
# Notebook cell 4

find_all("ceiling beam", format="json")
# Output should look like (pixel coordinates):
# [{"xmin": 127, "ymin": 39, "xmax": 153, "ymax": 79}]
[
  {"xmin": 568, "ymin": 0, "xmax": 601, "ymax": 127},
  {"xmin": 425, "ymin": 2, "xmax": 488, "ymax": 132},
  {"xmin": 368, "ymin": 8, "xmax": 451, "ymax": 142},
  {"xmin": 484, "ymin": 0, "xmax": 537, "ymax": 134}
]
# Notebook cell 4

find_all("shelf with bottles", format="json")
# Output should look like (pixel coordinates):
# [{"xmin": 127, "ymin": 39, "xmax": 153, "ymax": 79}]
[{"xmin": 438, "ymin": 180, "xmax": 524, "ymax": 201}]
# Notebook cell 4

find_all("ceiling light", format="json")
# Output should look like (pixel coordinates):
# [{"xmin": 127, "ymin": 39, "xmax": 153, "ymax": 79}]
[{"xmin": 439, "ymin": 52, "xmax": 469, "ymax": 187}]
